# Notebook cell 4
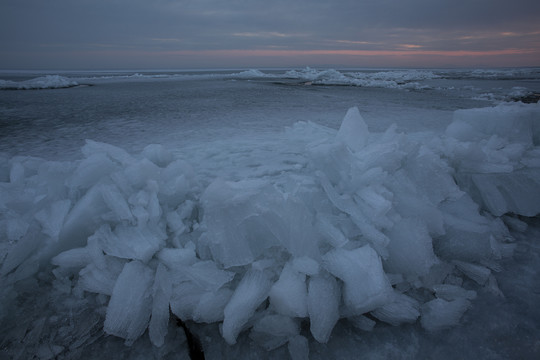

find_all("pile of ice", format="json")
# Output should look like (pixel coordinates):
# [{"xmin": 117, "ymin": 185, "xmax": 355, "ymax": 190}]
[
  {"xmin": 284, "ymin": 67, "xmax": 438, "ymax": 89},
  {"xmin": 1, "ymin": 103, "xmax": 539, "ymax": 357},
  {"xmin": 0, "ymin": 75, "xmax": 79, "ymax": 90}
]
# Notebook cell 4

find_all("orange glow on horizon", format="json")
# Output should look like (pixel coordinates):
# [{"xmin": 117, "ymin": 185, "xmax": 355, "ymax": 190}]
[{"xmin": 163, "ymin": 48, "xmax": 535, "ymax": 58}]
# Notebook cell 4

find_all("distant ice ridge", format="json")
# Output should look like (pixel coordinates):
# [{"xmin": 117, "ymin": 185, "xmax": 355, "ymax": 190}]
[
  {"xmin": 283, "ymin": 67, "xmax": 438, "ymax": 89},
  {"xmin": 1, "ymin": 102, "xmax": 539, "ymax": 357},
  {"xmin": 0, "ymin": 75, "xmax": 79, "ymax": 90}
]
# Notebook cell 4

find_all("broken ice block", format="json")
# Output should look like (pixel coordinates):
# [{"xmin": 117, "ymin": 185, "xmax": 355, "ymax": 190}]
[
  {"xmin": 323, "ymin": 245, "xmax": 392, "ymax": 314},
  {"xmin": 104, "ymin": 261, "xmax": 154, "ymax": 345},
  {"xmin": 222, "ymin": 270, "xmax": 272, "ymax": 344}
]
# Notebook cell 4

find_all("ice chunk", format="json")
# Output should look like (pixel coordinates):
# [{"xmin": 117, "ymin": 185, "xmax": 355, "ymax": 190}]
[
  {"xmin": 201, "ymin": 179, "xmax": 320, "ymax": 267},
  {"xmin": 250, "ymin": 314, "xmax": 299, "ymax": 350},
  {"xmin": 502, "ymin": 215, "xmax": 528, "ymax": 233},
  {"xmin": 169, "ymin": 281, "xmax": 205, "ymax": 320},
  {"xmin": 447, "ymin": 103, "xmax": 539, "ymax": 145},
  {"xmin": 222, "ymin": 270, "xmax": 272, "ymax": 344},
  {"xmin": 405, "ymin": 145, "xmax": 461, "ymax": 204},
  {"xmin": 94, "ymin": 224, "xmax": 164, "ymax": 263},
  {"xmin": 323, "ymin": 246, "xmax": 392, "ymax": 314},
  {"xmin": 288, "ymin": 335, "xmax": 309, "ymax": 360},
  {"xmin": 348, "ymin": 315, "xmax": 376, "ymax": 332},
  {"xmin": 307, "ymin": 274, "xmax": 340, "ymax": 343},
  {"xmin": 1, "ymin": 224, "xmax": 41, "ymax": 276},
  {"xmin": 99, "ymin": 184, "xmax": 133, "ymax": 223},
  {"xmin": 180, "ymin": 260, "xmax": 235, "ymax": 291},
  {"xmin": 57, "ymin": 183, "xmax": 129, "ymax": 257},
  {"xmin": 432, "ymin": 284, "xmax": 477, "ymax": 301},
  {"xmin": 81, "ymin": 140, "xmax": 134, "ymax": 166},
  {"xmin": 464, "ymin": 169, "xmax": 540, "ymax": 216},
  {"xmin": 201, "ymin": 179, "xmax": 278, "ymax": 267},
  {"xmin": 336, "ymin": 107, "xmax": 369, "ymax": 152},
  {"xmin": 142, "ymin": 144, "xmax": 173, "ymax": 167},
  {"xmin": 420, "ymin": 298, "xmax": 470, "ymax": 331},
  {"xmin": 5, "ymin": 217, "xmax": 30, "ymax": 242},
  {"xmin": 192, "ymin": 287, "xmax": 233, "ymax": 323},
  {"xmin": 157, "ymin": 247, "xmax": 197, "ymax": 268},
  {"xmin": 124, "ymin": 159, "xmax": 161, "ymax": 189},
  {"xmin": 386, "ymin": 218, "xmax": 439, "ymax": 278},
  {"xmin": 158, "ymin": 159, "xmax": 195, "ymax": 207},
  {"xmin": 371, "ymin": 292, "xmax": 420, "ymax": 326},
  {"xmin": 149, "ymin": 264, "xmax": 172, "ymax": 347},
  {"xmin": 104, "ymin": 261, "xmax": 154, "ymax": 345},
  {"xmin": 34, "ymin": 200, "xmax": 71, "ymax": 239},
  {"xmin": 51, "ymin": 247, "xmax": 90, "ymax": 269},
  {"xmin": 78, "ymin": 256, "xmax": 126, "ymax": 296},
  {"xmin": 435, "ymin": 195, "xmax": 494, "ymax": 262},
  {"xmin": 454, "ymin": 261, "xmax": 491, "ymax": 285},
  {"xmin": 68, "ymin": 153, "xmax": 117, "ymax": 190},
  {"xmin": 318, "ymin": 173, "xmax": 390, "ymax": 255},
  {"xmin": 269, "ymin": 262, "xmax": 308, "ymax": 317},
  {"xmin": 316, "ymin": 214, "xmax": 349, "ymax": 248},
  {"xmin": 292, "ymin": 256, "xmax": 320, "ymax": 276}
]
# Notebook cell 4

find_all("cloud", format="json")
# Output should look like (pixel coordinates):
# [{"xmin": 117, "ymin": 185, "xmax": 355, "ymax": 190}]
[{"xmin": 0, "ymin": 0, "xmax": 539, "ymax": 68}]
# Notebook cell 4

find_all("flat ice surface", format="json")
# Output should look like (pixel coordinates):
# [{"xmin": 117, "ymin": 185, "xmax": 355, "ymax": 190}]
[{"xmin": 1, "ymin": 68, "xmax": 540, "ymax": 359}]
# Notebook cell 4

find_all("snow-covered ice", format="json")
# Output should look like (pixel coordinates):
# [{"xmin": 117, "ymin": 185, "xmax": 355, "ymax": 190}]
[{"xmin": 0, "ymin": 75, "xmax": 79, "ymax": 90}]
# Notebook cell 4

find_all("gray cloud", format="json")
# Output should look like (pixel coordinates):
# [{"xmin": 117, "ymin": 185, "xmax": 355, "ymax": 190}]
[{"xmin": 1, "ymin": 0, "xmax": 539, "ymax": 68}]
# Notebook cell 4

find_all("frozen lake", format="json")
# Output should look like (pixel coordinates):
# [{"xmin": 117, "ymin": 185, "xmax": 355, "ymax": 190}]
[{"xmin": 1, "ymin": 68, "xmax": 540, "ymax": 359}]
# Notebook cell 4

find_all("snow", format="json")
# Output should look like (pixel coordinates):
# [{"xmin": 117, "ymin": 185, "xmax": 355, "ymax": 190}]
[{"xmin": 0, "ymin": 69, "xmax": 540, "ymax": 358}]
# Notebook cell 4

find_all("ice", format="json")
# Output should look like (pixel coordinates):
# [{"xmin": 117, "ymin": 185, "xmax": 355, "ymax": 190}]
[
  {"xmin": 34, "ymin": 200, "xmax": 71, "ymax": 239},
  {"xmin": 307, "ymin": 273, "xmax": 340, "ymax": 343},
  {"xmin": 68, "ymin": 153, "xmax": 118, "ymax": 190},
  {"xmin": 249, "ymin": 314, "xmax": 299, "ymax": 350},
  {"xmin": 169, "ymin": 281, "xmax": 205, "ymax": 320},
  {"xmin": 50, "ymin": 247, "xmax": 90, "ymax": 269},
  {"xmin": 432, "ymin": 284, "xmax": 477, "ymax": 301},
  {"xmin": 371, "ymin": 292, "xmax": 420, "ymax": 326},
  {"xmin": 78, "ymin": 256, "xmax": 126, "ymax": 295},
  {"xmin": 288, "ymin": 335, "xmax": 309, "ymax": 360},
  {"xmin": 386, "ymin": 218, "xmax": 439, "ymax": 278},
  {"xmin": 445, "ymin": 103, "xmax": 540, "ymax": 217},
  {"xmin": 221, "ymin": 270, "xmax": 272, "ymax": 345},
  {"xmin": 420, "ymin": 298, "xmax": 471, "ymax": 331},
  {"xmin": 149, "ymin": 264, "xmax": 172, "ymax": 347},
  {"xmin": 283, "ymin": 67, "xmax": 438, "ymax": 89},
  {"xmin": 142, "ymin": 144, "xmax": 173, "ymax": 168},
  {"xmin": 269, "ymin": 262, "xmax": 308, "ymax": 317},
  {"xmin": 454, "ymin": 261, "xmax": 491, "ymax": 285},
  {"xmin": 0, "ymin": 75, "xmax": 78, "ymax": 90},
  {"xmin": 292, "ymin": 256, "xmax": 320, "ymax": 276},
  {"xmin": 192, "ymin": 287, "xmax": 233, "ymax": 323},
  {"xmin": 200, "ymin": 179, "xmax": 319, "ymax": 268},
  {"xmin": 447, "ymin": 103, "xmax": 539, "ymax": 145},
  {"xmin": 336, "ymin": 107, "xmax": 369, "ymax": 152},
  {"xmin": 465, "ymin": 170, "xmax": 540, "ymax": 216},
  {"xmin": 1, "ymin": 92, "xmax": 540, "ymax": 356},
  {"xmin": 348, "ymin": 315, "xmax": 376, "ymax": 332},
  {"xmin": 92, "ymin": 223, "xmax": 164, "ymax": 263},
  {"xmin": 104, "ymin": 261, "xmax": 154, "ymax": 345},
  {"xmin": 323, "ymin": 246, "xmax": 392, "ymax": 314},
  {"xmin": 172, "ymin": 260, "xmax": 235, "ymax": 291},
  {"xmin": 157, "ymin": 247, "xmax": 197, "ymax": 268},
  {"xmin": 1, "ymin": 224, "xmax": 41, "ymax": 276}
]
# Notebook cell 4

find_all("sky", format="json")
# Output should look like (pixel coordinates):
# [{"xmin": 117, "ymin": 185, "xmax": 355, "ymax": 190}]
[{"xmin": 1, "ymin": 0, "xmax": 539, "ymax": 70}]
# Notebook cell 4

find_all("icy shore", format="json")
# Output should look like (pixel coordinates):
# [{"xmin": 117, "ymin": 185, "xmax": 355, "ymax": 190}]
[{"xmin": 1, "ymin": 103, "xmax": 539, "ymax": 359}]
